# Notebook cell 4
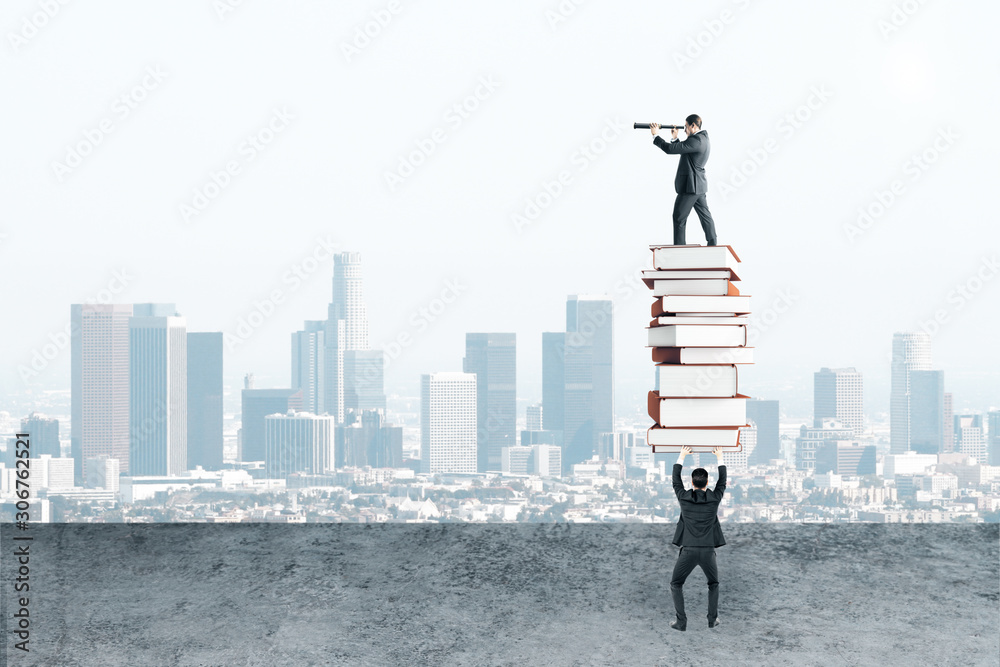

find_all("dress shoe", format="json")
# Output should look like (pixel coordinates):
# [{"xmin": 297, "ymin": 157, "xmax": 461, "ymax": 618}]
[{"xmin": 669, "ymin": 620, "xmax": 686, "ymax": 631}]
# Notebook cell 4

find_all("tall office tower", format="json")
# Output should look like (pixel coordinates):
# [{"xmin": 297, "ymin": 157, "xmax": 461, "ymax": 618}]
[
  {"xmin": 31, "ymin": 455, "xmax": 75, "ymax": 491},
  {"xmin": 323, "ymin": 252, "xmax": 373, "ymax": 422},
  {"xmin": 541, "ymin": 332, "xmax": 565, "ymax": 432},
  {"xmin": 890, "ymin": 332, "xmax": 932, "ymax": 454},
  {"xmin": 532, "ymin": 444, "xmax": 562, "ymax": 477},
  {"xmin": 561, "ymin": 295, "xmax": 614, "ymax": 472},
  {"xmin": 526, "ymin": 404, "xmax": 543, "ymax": 431},
  {"xmin": 129, "ymin": 304, "xmax": 188, "ymax": 477},
  {"xmin": 241, "ymin": 385, "xmax": 303, "ymax": 463},
  {"xmin": 724, "ymin": 424, "xmax": 757, "ymax": 471},
  {"xmin": 746, "ymin": 399, "xmax": 779, "ymax": 464},
  {"xmin": 943, "ymin": 393, "xmax": 954, "ymax": 452},
  {"xmin": 463, "ymin": 333, "xmax": 516, "ymax": 472},
  {"xmin": 335, "ymin": 409, "xmax": 403, "ymax": 468},
  {"xmin": 501, "ymin": 446, "xmax": 534, "ymax": 475},
  {"xmin": 264, "ymin": 411, "xmax": 334, "ymax": 478},
  {"xmin": 187, "ymin": 332, "xmax": 224, "ymax": 471},
  {"xmin": 71, "ymin": 303, "xmax": 133, "ymax": 484},
  {"xmin": 20, "ymin": 413, "xmax": 60, "ymax": 458},
  {"xmin": 954, "ymin": 414, "xmax": 986, "ymax": 462},
  {"xmin": 909, "ymin": 370, "xmax": 945, "ymax": 455},
  {"xmin": 816, "ymin": 442, "xmax": 876, "ymax": 476},
  {"xmin": 420, "ymin": 372, "xmax": 477, "ymax": 474},
  {"xmin": 85, "ymin": 455, "xmax": 120, "ymax": 492},
  {"xmin": 291, "ymin": 321, "xmax": 326, "ymax": 414},
  {"xmin": 794, "ymin": 420, "xmax": 854, "ymax": 472},
  {"xmin": 988, "ymin": 411, "xmax": 1000, "ymax": 466},
  {"xmin": 814, "ymin": 367, "xmax": 864, "ymax": 436},
  {"xmin": 344, "ymin": 350, "xmax": 386, "ymax": 413}
]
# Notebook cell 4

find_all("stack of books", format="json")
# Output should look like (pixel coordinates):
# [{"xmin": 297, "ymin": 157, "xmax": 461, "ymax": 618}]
[{"xmin": 644, "ymin": 245, "xmax": 752, "ymax": 453}]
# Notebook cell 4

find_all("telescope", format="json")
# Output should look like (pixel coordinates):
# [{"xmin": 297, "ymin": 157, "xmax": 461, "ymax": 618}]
[{"xmin": 634, "ymin": 123, "xmax": 685, "ymax": 130}]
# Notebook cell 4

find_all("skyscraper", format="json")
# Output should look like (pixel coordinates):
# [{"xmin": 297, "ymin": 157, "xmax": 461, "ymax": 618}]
[
  {"xmin": 129, "ymin": 304, "xmax": 187, "ymax": 476},
  {"xmin": 291, "ymin": 320, "xmax": 326, "ymax": 414},
  {"xmin": 909, "ymin": 370, "xmax": 945, "ymax": 455},
  {"xmin": 541, "ymin": 332, "xmax": 565, "ymax": 433},
  {"xmin": 335, "ymin": 409, "xmax": 403, "ymax": 469},
  {"xmin": 320, "ymin": 252, "xmax": 383, "ymax": 422},
  {"xmin": 954, "ymin": 414, "xmax": 986, "ymax": 463},
  {"xmin": 463, "ymin": 333, "xmax": 516, "ymax": 472},
  {"xmin": 264, "ymin": 411, "xmax": 334, "ymax": 478},
  {"xmin": 890, "ymin": 332, "xmax": 932, "ymax": 454},
  {"xmin": 344, "ymin": 350, "xmax": 386, "ymax": 413},
  {"xmin": 746, "ymin": 399, "xmax": 779, "ymax": 464},
  {"xmin": 187, "ymin": 332, "xmax": 224, "ymax": 470},
  {"xmin": 241, "ymin": 383, "xmax": 303, "ymax": 463},
  {"xmin": 559, "ymin": 296, "xmax": 614, "ymax": 472},
  {"xmin": 20, "ymin": 413, "xmax": 60, "ymax": 458},
  {"xmin": 420, "ymin": 372, "xmax": 477, "ymax": 474},
  {"xmin": 987, "ymin": 411, "xmax": 1000, "ymax": 466},
  {"xmin": 71, "ymin": 303, "xmax": 133, "ymax": 484},
  {"xmin": 814, "ymin": 367, "xmax": 863, "ymax": 436}
]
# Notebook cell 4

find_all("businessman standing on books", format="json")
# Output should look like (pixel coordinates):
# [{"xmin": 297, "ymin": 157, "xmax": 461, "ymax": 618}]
[
  {"xmin": 669, "ymin": 445, "xmax": 726, "ymax": 631},
  {"xmin": 650, "ymin": 116, "xmax": 718, "ymax": 246}
]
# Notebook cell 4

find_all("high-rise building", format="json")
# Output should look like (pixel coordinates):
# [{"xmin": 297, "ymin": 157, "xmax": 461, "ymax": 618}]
[
  {"xmin": 543, "ymin": 296, "xmax": 614, "ymax": 473},
  {"xmin": 541, "ymin": 332, "xmax": 565, "ymax": 432},
  {"xmin": 890, "ymin": 332, "xmax": 932, "ymax": 454},
  {"xmin": 344, "ymin": 350, "xmax": 386, "ymax": 413},
  {"xmin": 746, "ymin": 399, "xmax": 779, "ymax": 464},
  {"xmin": 987, "ymin": 411, "xmax": 1000, "ymax": 466},
  {"xmin": 501, "ymin": 446, "xmax": 534, "ymax": 475},
  {"xmin": 420, "ymin": 372, "xmax": 477, "ymax": 474},
  {"xmin": 264, "ymin": 411, "xmax": 334, "ymax": 478},
  {"xmin": 71, "ymin": 303, "xmax": 133, "ymax": 484},
  {"xmin": 909, "ymin": 370, "xmax": 945, "ymax": 455},
  {"xmin": 240, "ymin": 381, "xmax": 303, "ymax": 463},
  {"xmin": 85, "ymin": 455, "xmax": 120, "ymax": 492},
  {"xmin": 943, "ymin": 393, "xmax": 954, "ymax": 452},
  {"xmin": 322, "ymin": 252, "xmax": 375, "ymax": 422},
  {"xmin": 31, "ymin": 455, "xmax": 74, "ymax": 491},
  {"xmin": 20, "ymin": 413, "xmax": 60, "ymax": 458},
  {"xmin": 533, "ymin": 444, "xmax": 562, "ymax": 477},
  {"xmin": 954, "ymin": 414, "xmax": 986, "ymax": 463},
  {"xmin": 187, "ymin": 332, "xmax": 223, "ymax": 470},
  {"xmin": 291, "ymin": 321, "xmax": 326, "ymax": 415},
  {"xmin": 463, "ymin": 333, "xmax": 516, "ymax": 472},
  {"xmin": 795, "ymin": 420, "xmax": 854, "ymax": 472},
  {"xmin": 335, "ymin": 409, "xmax": 403, "ymax": 468},
  {"xmin": 526, "ymin": 404, "xmax": 543, "ymax": 431},
  {"xmin": 724, "ymin": 424, "xmax": 757, "ymax": 471},
  {"xmin": 129, "ymin": 304, "xmax": 187, "ymax": 477},
  {"xmin": 816, "ymin": 442, "xmax": 876, "ymax": 475},
  {"xmin": 814, "ymin": 367, "xmax": 863, "ymax": 436}
]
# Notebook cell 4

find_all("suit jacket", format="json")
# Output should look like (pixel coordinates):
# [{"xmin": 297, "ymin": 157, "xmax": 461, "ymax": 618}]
[
  {"xmin": 672, "ymin": 463, "xmax": 726, "ymax": 547},
  {"xmin": 653, "ymin": 131, "xmax": 711, "ymax": 194}
]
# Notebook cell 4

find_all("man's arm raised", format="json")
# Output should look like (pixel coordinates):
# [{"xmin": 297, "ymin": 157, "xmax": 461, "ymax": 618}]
[
  {"xmin": 713, "ymin": 446, "xmax": 727, "ymax": 497},
  {"xmin": 672, "ymin": 446, "xmax": 691, "ymax": 496}
]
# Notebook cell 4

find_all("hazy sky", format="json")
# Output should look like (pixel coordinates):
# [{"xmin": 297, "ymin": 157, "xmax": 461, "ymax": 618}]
[{"xmin": 3, "ymin": 1, "xmax": 998, "ymax": 419}]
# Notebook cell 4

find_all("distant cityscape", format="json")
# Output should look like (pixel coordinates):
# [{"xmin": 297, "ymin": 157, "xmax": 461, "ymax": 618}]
[{"xmin": 2, "ymin": 252, "xmax": 998, "ymax": 524}]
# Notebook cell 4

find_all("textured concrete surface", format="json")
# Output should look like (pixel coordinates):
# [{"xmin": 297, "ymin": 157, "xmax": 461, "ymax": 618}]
[{"xmin": 1, "ymin": 523, "xmax": 997, "ymax": 666}]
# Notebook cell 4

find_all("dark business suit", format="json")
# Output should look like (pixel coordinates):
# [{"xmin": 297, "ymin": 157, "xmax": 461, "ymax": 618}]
[
  {"xmin": 670, "ymin": 463, "xmax": 726, "ymax": 626},
  {"xmin": 653, "ymin": 131, "xmax": 717, "ymax": 246}
]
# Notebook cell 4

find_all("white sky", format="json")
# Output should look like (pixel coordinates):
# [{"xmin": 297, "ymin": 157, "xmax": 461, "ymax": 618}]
[{"xmin": 2, "ymin": 0, "xmax": 998, "ymax": 419}]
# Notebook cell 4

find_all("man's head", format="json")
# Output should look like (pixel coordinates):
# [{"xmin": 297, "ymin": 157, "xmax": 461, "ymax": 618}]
[
  {"xmin": 691, "ymin": 467, "xmax": 708, "ymax": 489},
  {"xmin": 685, "ymin": 114, "xmax": 702, "ymax": 135}
]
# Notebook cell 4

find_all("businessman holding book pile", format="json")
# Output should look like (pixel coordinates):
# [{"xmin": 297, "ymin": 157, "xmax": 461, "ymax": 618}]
[
  {"xmin": 669, "ymin": 445, "xmax": 726, "ymax": 631},
  {"xmin": 648, "ymin": 115, "xmax": 718, "ymax": 247}
]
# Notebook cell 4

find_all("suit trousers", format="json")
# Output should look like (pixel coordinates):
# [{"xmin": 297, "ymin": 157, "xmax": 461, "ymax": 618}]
[
  {"xmin": 672, "ymin": 193, "xmax": 717, "ymax": 246},
  {"xmin": 670, "ymin": 546, "xmax": 719, "ymax": 623}
]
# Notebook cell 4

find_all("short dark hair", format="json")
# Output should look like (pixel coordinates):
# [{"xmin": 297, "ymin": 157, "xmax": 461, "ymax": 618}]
[
  {"xmin": 692, "ymin": 468, "xmax": 708, "ymax": 489},
  {"xmin": 685, "ymin": 114, "xmax": 702, "ymax": 129}
]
